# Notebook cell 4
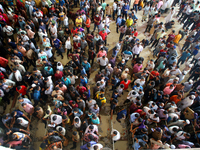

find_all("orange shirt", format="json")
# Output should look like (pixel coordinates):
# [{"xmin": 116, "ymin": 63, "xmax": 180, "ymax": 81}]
[
  {"xmin": 134, "ymin": 0, "xmax": 140, "ymax": 4},
  {"xmin": 170, "ymin": 95, "xmax": 181, "ymax": 104},
  {"xmin": 85, "ymin": 18, "xmax": 91, "ymax": 28}
]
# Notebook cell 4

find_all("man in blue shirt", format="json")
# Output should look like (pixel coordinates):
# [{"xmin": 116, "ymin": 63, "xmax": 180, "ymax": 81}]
[
  {"xmin": 116, "ymin": 15, "xmax": 122, "ymax": 33},
  {"xmin": 33, "ymin": 85, "xmax": 41, "ymax": 106},
  {"xmin": 53, "ymin": 37, "xmax": 63, "ymax": 59},
  {"xmin": 177, "ymin": 49, "xmax": 191, "ymax": 66},
  {"xmin": 117, "ymin": 108, "xmax": 127, "ymax": 123},
  {"xmin": 81, "ymin": 66, "xmax": 87, "ymax": 76},
  {"xmin": 61, "ymin": 76, "xmax": 71, "ymax": 87},
  {"xmin": 122, "ymin": 2, "xmax": 130, "ymax": 20},
  {"xmin": 129, "ymin": 11, "xmax": 138, "ymax": 21},
  {"xmin": 109, "ymin": 75, "xmax": 120, "ymax": 91},
  {"xmin": 81, "ymin": 142, "xmax": 96, "ymax": 150},
  {"xmin": 80, "ymin": 75, "xmax": 88, "ymax": 87},
  {"xmin": 82, "ymin": 58, "xmax": 91, "ymax": 78},
  {"xmin": 44, "ymin": 66, "xmax": 54, "ymax": 75}
]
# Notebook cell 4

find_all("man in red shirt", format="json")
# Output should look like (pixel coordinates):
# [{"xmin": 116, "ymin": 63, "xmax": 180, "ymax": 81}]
[
  {"xmin": 150, "ymin": 68, "xmax": 160, "ymax": 80},
  {"xmin": 0, "ymin": 57, "xmax": 8, "ymax": 68},
  {"xmin": 94, "ymin": 13, "xmax": 101, "ymax": 32},
  {"xmin": 76, "ymin": 83, "xmax": 87, "ymax": 95},
  {"xmin": 120, "ymin": 79, "xmax": 131, "ymax": 91},
  {"xmin": 132, "ymin": 29, "xmax": 138, "ymax": 37},
  {"xmin": 54, "ymin": 70, "xmax": 64, "ymax": 80},
  {"xmin": 99, "ymin": 28, "xmax": 108, "ymax": 45},
  {"xmin": 16, "ymin": 85, "xmax": 27, "ymax": 97}
]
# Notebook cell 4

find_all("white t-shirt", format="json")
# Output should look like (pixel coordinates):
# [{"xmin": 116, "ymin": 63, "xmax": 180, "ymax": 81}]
[
  {"xmin": 112, "ymin": 129, "xmax": 120, "ymax": 141},
  {"xmin": 68, "ymin": 76, "xmax": 78, "ymax": 85},
  {"xmin": 44, "ymin": 48, "xmax": 53, "ymax": 58},
  {"xmin": 90, "ymin": 143, "xmax": 103, "ymax": 150},
  {"xmin": 56, "ymin": 126, "xmax": 66, "ymax": 135},
  {"xmin": 113, "ymin": 3, "xmax": 117, "ymax": 10},
  {"xmin": 132, "ymin": 45, "xmax": 143, "ymax": 55},
  {"xmin": 17, "ymin": 117, "xmax": 29, "ymax": 127},
  {"xmin": 50, "ymin": 114, "xmax": 62, "ymax": 125},
  {"xmin": 134, "ymin": 79, "xmax": 145, "ymax": 87},
  {"xmin": 38, "ymin": 52, "xmax": 47, "ymax": 59},
  {"xmin": 3, "ymin": 26, "xmax": 14, "ymax": 36},
  {"xmin": 65, "ymin": 40, "xmax": 72, "ymax": 49},
  {"xmin": 50, "ymin": 26, "xmax": 57, "ymax": 36},
  {"xmin": 74, "ymin": 116, "xmax": 81, "ymax": 128},
  {"xmin": 64, "ymin": 16, "xmax": 69, "ymax": 26},
  {"xmin": 146, "ymin": 61, "xmax": 155, "ymax": 71}
]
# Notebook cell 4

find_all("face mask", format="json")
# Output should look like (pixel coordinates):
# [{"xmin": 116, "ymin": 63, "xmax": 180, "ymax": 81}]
[{"xmin": 96, "ymin": 15, "xmax": 98, "ymax": 17}]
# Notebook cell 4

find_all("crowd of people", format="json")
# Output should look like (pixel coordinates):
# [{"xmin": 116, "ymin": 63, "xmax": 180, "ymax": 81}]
[{"xmin": 0, "ymin": 0, "xmax": 199, "ymax": 149}]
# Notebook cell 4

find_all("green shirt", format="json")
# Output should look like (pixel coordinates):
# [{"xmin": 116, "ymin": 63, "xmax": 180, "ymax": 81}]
[{"xmin": 102, "ymin": 3, "xmax": 107, "ymax": 10}]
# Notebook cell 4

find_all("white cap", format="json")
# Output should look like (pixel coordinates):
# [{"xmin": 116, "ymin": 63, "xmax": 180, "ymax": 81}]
[
  {"xmin": 32, "ymin": 84, "xmax": 36, "ymax": 88},
  {"xmin": 39, "ymin": 29, "xmax": 42, "ymax": 32},
  {"xmin": 189, "ymin": 79, "xmax": 193, "ymax": 84},
  {"xmin": 122, "ymin": 59, "xmax": 125, "ymax": 62},
  {"xmin": 175, "ymin": 77, "xmax": 179, "ymax": 81},
  {"xmin": 190, "ymin": 95, "xmax": 195, "ymax": 99},
  {"xmin": 189, "ymin": 64, "xmax": 193, "ymax": 68},
  {"xmin": 108, "ymin": 64, "xmax": 111, "ymax": 67},
  {"xmin": 182, "ymin": 71, "xmax": 187, "ymax": 75},
  {"xmin": 186, "ymin": 119, "xmax": 190, "ymax": 124},
  {"xmin": 125, "ymin": 68, "xmax": 129, "ymax": 72},
  {"xmin": 170, "ymin": 145, "xmax": 176, "ymax": 149}
]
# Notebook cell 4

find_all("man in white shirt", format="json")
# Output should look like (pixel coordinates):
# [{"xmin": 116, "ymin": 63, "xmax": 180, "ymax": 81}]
[
  {"xmin": 160, "ymin": 0, "xmax": 169, "ymax": 13},
  {"xmin": 111, "ymin": 129, "xmax": 120, "ymax": 142},
  {"xmin": 34, "ymin": 9, "xmax": 43, "ymax": 22},
  {"xmin": 64, "ymin": 15, "xmax": 69, "ymax": 27},
  {"xmin": 50, "ymin": 23, "xmax": 57, "ymax": 38},
  {"xmin": 90, "ymin": 143, "xmax": 103, "ymax": 150},
  {"xmin": 17, "ymin": 117, "xmax": 29, "ymax": 128},
  {"xmin": 127, "ymin": 90, "xmax": 139, "ymax": 102},
  {"xmin": 68, "ymin": 74, "xmax": 78, "ymax": 85},
  {"xmin": 97, "ymin": 55, "xmax": 108, "ymax": 71},
  {"xmin": 21, "ymin": 32, "xmax": 29, "ymax": 46},
  {"xmin": 132, "ymin": 43, "xmax": 143, "ymax": 59},
  {"xmin": 50, "ymin": 114, "xmax": 62, "ymax": 125},
  {"xmin": 3, "ymin": 78, "xmax": 16, "ymax": 86},
  {"xmin": 86, "ymin": 98, "xmax": 96, "ymax": 108},
  {"xmin": 56, "ymin": 126, "xmax": 66, "ymax": 136},
  {"xmin": 65, "ymin": 36, "xmax": 72, "ymax": 56},
  {"xmin": 38, "ymin": 29, "xmax": 47, "ymax": 42},
  {"xmin": 10, "ymin": 68, "xmax": 22, "ymax": 82},
  {"xmin": 134, "ymin": 78, "xmax": 145, "ymax": 87},
  {"xmin": 112, "ymin": 1, "xmax": 117, "ymax": 20},
  {"xmin": 3, "ymin": 24, "xmax": 14, "ymax": 41},
  {"xmin": 14, "ymin": 62, "xmax": 26, "ymax": 76},
  {"xmin": 44, "ymin": 47, "xmax": 53, "ymax": 62},
  {"xmin": 85, "ymin": 125, "xmax": 98, "ymax": 134}
]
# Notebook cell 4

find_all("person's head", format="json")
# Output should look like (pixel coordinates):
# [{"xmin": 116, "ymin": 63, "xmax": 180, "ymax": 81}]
[
  {"xmin": 52, "ymin": 115, "xmax": 57, "ymax": 121},
  {"xmin": 87, "ymin": 142, "xmax": 91, "ymax": 148}
]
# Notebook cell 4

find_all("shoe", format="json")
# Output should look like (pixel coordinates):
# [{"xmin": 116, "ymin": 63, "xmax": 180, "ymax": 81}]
[
  {"xmin": 70, "ymin": 147, "xmax": 76, "ymax": 149},
  {"xmin": 117, "ymin": 120, "xmax": 121, "ymax": 123}
]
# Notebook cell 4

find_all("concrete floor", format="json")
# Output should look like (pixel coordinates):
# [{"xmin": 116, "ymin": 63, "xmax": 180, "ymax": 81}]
[{"xmin": 5, "ymin": 0, "xmax": 193, "ymax": 149}]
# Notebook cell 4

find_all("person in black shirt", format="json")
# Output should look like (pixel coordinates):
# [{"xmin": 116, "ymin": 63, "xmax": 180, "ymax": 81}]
[{"xmin": 88, "ymin": 47, "xmax": 96, "ymax": 67}]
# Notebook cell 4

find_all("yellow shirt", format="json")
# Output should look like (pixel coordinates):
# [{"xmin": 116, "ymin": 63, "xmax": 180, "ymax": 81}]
[
  {"xmin": 173, "ymin": 34, "xmax": 182, "ymax": 44},
  {"xmin": 126, "ymin": 18, "xmax": 133, "ymax": 27},
  {"xmin": 59, "ymin": 12, "xmax": 65, "ymax": 21},
  {"xmin": 76, "ymin": 18, "xmax": 82, "ymax": 27}
]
